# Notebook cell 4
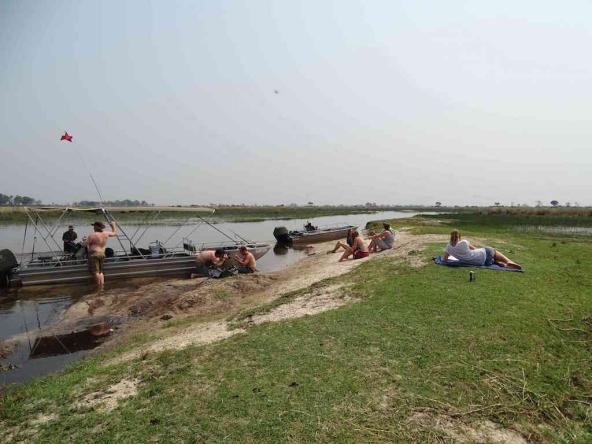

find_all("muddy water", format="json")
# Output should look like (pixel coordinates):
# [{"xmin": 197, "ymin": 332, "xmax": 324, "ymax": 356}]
[{"xmin": 0, "ymin": 211, "xmax": 415, "ymax": 384}]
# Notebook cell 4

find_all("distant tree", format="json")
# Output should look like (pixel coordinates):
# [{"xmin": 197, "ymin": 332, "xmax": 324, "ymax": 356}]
[
  {"xmin": 307, "ymin": 201, "xmax": 314, "ymax": 206},
  {"xmin": 550, "ymin": 200, "xmax": 559, "ymax": 207},
  {"xmin": 435, "ymin": 201, "xmax": 442, "ymax": 208},
  {"xmin": 20, "ymin": 196, "xmax": 35, "ymax": 205},
  {"xmin": 0, "ymin": 193, "xmax": 10, "ymax": 205},
  {"xmin": 566, "ymin": 202, "xmax": 571, "ymax": 207},
  {"xmin": 13, "ymin": 195, "xmax": 23, "ymax": 205},
  {"xmin": 535, "ymin": 200, "xmax": 543, "ymax": 207},
  {"xmin": 494, "ymin": 202, "xmax": 501, "ymax": 207}
]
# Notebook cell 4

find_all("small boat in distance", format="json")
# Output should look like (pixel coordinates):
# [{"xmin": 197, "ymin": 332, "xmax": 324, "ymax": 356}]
[{"xmin": 273, "ymin": 222, "xmax": 356, "ymax": 245}]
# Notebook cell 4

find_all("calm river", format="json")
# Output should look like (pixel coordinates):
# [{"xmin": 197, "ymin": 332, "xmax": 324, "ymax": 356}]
[{"xmin": 0, "ymin": 211, "xmax": 415, "ymax": 384}]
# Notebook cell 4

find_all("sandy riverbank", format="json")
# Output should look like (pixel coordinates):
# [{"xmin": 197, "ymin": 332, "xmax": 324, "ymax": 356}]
[
  {"xmin": 37, "ymin": 232, "xmax": 444, "ymax": 361},
  {"xmin": 2, "ymin": 232, "xmax": 447, "ymax": 365}
]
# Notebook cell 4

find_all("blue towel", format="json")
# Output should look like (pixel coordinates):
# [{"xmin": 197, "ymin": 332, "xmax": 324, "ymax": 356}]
[{"xmin": 433, "ymin": 256, "xmax": 524, "ymax": 272}]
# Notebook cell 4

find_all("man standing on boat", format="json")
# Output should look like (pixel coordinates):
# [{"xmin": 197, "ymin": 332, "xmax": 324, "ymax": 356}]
[
  {"xmin": 62, "ymin": 225, "xmax": 78, "ymax": 254},
  {"xmin": 85, "ymin": 221, "xmax": 117, "ymax": 290},
  {"xmin": 235, "ymin": 246, "xmax": 257, "ymax": 273}
]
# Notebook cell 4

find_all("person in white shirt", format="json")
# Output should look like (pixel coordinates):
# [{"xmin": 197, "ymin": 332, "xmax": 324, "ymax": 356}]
[{"xmin": 443, "ymin": 230, "xmax": 522, "ymax": 270}]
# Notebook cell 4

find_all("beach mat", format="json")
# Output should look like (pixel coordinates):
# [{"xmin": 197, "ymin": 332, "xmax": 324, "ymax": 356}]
[{"xmin": 433, "ymin": 256, "xmax": 524, "ymax": 272}]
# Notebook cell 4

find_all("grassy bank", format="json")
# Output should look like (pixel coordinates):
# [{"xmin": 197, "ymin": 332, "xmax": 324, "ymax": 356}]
[
  {"xmin": 0, "ymin": 205, "xmax": 422, "ymax": 224},
  {"xmin": 1, "ymin": 214, "xmax": 591, "ymax": 442}
]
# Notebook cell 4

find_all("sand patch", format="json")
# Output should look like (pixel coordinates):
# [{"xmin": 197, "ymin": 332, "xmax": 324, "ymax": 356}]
[
  {"xmin": 246, "ymin": 284, "xmax": 353, "ymax": 326},
  {"xmin": 108, "ymin": 321, "xmax": 243, "ymax": 365},
  {"xmin": 76, "ymin": 378, "xmax": 140, "ymax": 412},
  {"xmin": 0, "ymin": 412, "xmax": 59, "ymax": 443},
  {"xmin": 409, "ymin": 412, "xmax": 528, "ymax": 443},
  {"xmin": 30, "ymin": 413, "xmax": 58, "ymax": 426}
]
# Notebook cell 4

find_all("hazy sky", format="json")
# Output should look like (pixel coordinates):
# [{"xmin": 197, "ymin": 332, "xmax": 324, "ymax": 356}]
[{"xmin": 1, "ymin": 1, "xmax": 591, "ymax": 206}]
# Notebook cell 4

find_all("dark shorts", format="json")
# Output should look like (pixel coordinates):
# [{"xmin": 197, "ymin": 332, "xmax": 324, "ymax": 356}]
[
  {"xmin": 353, "ymin": 250, "xmax": 369, "ymax": 260},
  {"xmin": 484, "ymin": 247, "xmax": 496, "ymax": 266},
  {"xmin": 88, "ymin": 252, "xmax": 105, "ymax": 274},
  {"xmin": 237, "ymin": 267, "xmax": 254, "ymax": 274}
]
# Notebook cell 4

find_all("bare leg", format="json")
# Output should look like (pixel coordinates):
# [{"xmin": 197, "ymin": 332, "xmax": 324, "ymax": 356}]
[
  {"xmin": 94, "ymin": 272, "xmax": 102, "ymax": 290},
  {"xmin": 493, "ymin": 250, "xmax": 522, "ymax": 270},
  {"xmin": 99, "ymin": 273, "xmax": 105, "ymax": 290},
  {"xmin": 339, "ymin": 245, "xmax": 353, "ymax": 262},
  {"xmin": 368, "ymin": 239, "xmax": 376, "ymax": 253},
  {"xmin": 329, "ymin": 241, "xmax": 349, "ymax": 253}
]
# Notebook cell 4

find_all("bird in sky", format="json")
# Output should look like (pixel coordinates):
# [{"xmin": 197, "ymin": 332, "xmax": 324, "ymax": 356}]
[
  {"xmin": 274, "ymin": 90, "xmax": 279, "ymax": 94},
  {"xmin": 60, "ymin": 131, "xmax": 73, "ymax": 142}
]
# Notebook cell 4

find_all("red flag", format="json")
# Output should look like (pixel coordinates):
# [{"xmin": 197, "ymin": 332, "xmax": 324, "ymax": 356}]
[{"xmin": 60, "ymin": 131, "xmax": 73, "ymax": 142}]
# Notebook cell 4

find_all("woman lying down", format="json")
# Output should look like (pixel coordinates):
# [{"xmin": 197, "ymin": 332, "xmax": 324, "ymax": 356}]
[{"xmin": 443, "ymin": 230, "xmax": 522, "ymax": 270}]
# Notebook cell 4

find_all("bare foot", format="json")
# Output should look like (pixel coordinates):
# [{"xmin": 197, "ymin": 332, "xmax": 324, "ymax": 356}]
[{"xmin": 506, "ymin": 262, "xmax": 522, "ymax": 270}]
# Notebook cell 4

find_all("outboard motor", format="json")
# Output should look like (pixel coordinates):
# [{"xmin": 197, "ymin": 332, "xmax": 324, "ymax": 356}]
[
  {"xmin": 273, "ymin": 226, "xmax": 291, "ymax": 243},
  {"xmin": 0, "ymin": 249, "xmax": 18, "ymax": 288}
]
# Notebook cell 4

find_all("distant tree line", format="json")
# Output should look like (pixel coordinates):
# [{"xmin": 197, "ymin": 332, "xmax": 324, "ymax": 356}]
[
  {"xmin": 73, "ymin": 199, "xmax": 151, "ymax": 207},
  {"xmin": 0, "ymin": 193, "xmax": 42, "ymax": 206}
]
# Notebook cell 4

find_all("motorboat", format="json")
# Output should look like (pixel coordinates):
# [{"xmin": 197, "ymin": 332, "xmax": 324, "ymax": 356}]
[
  {"xmin": 0, "ymin": 207, "xmax": 271, "ymax": 288},
  {"xmin": 273, "ymin": 222, "xmax": 356, "ymax": 245}
]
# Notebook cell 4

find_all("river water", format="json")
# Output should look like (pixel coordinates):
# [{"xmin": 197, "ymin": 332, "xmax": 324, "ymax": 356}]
[{"xmin": 0, "ymin": 211, "xmax": 415, "ymax": 384}]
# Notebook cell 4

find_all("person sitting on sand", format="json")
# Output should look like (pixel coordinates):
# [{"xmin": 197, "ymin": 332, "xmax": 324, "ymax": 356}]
[
  {"xmin": 194, "ymin": 248, "xmax": 228, "ymax": 276},
  {"xmin": 368, "ymin": 223, "xmax": 396, "ymax": 253},
  {"xmin": 443, "ymin": 230, "xmax": 522, "ymax": 270},
  {"xmin": 235, "ymin": 246, "xmax": 257, "ymax": 273},
  {"xmin": 330, "ymin": 230, "xmax": 369, "ymax": 262}
]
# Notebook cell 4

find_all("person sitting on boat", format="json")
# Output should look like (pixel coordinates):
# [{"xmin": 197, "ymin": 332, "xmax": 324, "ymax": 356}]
[
  {"xmin": 331, "ymin": 230, "xmax": 369, "ymax": 262},
  {"xmin": 235, "ymin": 246, "xmax": 257, "ymax": 273},
  {"xmin": 368, "ymin": 223, "xmax": 396, "ymax": 253},
  {"xmin": 194, "ymin": 248, "xmax": 228, "ymax": 276},
  {"xmin": 304, "ymin": 221, "xmax": 317, "ymax": 232},
  {"xmin": 443, "ymin": 229, "xmax": 522, "ymax": 270},
  {"xmin": 62, "ymin": 225, "xmax": 78, "ymax": 254},
  {"xmin": 85, "ymin": 221, "xmax": 117, "ymax": 291}
]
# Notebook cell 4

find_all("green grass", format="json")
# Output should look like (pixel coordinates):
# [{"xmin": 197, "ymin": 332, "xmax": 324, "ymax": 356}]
[
  {"xmin": 1, "ymin": 214, "xmax": 591, "ymax": 442},
  {"xmin": 0, "ymin": 205, "xmax": 417, "ymax": 224}
]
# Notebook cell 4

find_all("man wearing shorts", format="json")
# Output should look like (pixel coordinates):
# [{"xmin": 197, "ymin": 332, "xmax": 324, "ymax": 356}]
[{"xmin": 85, "ymin": 221, "xmax": 117, "ymax": 290}]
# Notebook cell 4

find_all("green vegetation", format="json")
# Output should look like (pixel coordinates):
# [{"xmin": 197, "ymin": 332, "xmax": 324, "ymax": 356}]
[
  {"xmin": 0, "ymin": 205, "xmax": 418, "ymax": 224},
  {"xmin": 1, "ymin": 213, "xmax": 591, "ymax": 442}
]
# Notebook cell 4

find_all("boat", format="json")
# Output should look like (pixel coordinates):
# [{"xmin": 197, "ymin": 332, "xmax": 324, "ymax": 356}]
[
  {"xmin": 0, "ymin": 207, "xmax": 271, "ymax": 288},
  {"xmin": 273, "ymin": 222, "xmax": 357, "ymax": 245}
]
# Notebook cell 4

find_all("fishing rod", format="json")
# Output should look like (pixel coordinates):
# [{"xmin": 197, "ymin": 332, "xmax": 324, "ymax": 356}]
[
  {"xmin": 196, "ymin": 214, "xmax": 238, "ymax": 244},
  {"xmin": 229, "ymin": 228, "xmax": 249, "ymax": 243}
]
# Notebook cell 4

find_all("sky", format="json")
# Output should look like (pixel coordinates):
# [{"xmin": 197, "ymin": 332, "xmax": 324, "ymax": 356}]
[{"xmin": 1, "ymin": 0, "xmax": 591, "ymax": 206}]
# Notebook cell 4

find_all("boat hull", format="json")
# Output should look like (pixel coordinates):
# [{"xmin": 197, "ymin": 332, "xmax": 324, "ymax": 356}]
[
  {"xmin": 10, "ymin": 245, "xmax": 271, "ymax": 287},
  {"xmin": 289, "ymin": 226, "xmax": 356, "ymax": 245}
]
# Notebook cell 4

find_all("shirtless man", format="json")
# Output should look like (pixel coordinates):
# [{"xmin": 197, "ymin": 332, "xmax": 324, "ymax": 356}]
[
  {"xmin": 85, "ymin": 221, "xmax": 117, "ymax": 290},
  {"xmin": 235, "ymin": 246, "xmax": 257, "ymax": 273},
  {"xmin": 193, "ymin": 248, "xmax": 228, "ymax": 276}
]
